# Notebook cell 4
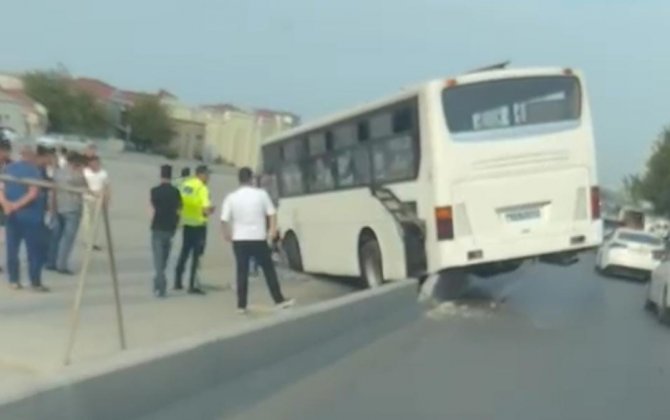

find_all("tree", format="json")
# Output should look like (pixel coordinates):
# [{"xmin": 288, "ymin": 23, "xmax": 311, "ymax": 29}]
[
  {"xmin": 629, "ymin": 127, "xmax": 670, "ymax": 215},
  {"xmin": 126, "ymin": 97, "xmax": 174, "ymax": 152},
  {"xmin": 622, "ymin": 174, "xmax": 644, "ymax": 205},
  {"xmin": 22, "ymin": 70, "xmax": 109, "ymax": 136}
]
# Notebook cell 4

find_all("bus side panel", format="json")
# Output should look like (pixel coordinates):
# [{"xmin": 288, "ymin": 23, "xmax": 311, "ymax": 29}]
[{"xmin": 278, "ymin": 191, "xmax": 407, "ymax": 280}]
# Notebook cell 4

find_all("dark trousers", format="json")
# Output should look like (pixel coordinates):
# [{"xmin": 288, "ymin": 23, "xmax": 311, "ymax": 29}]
[
  {"xmin": 5, "ymin": 216, "xmax": 44, "ymax": 286},
  {"xmin": 233, "ymin": 240, "xmax": 285, "ymax": 309},
  {"xmin": 151, "ymin": 229, "xmax": 175, "ymax": 294},
  {"xmin": 175, "ymin": 225, "xmax": 207, "ymax": 289}
]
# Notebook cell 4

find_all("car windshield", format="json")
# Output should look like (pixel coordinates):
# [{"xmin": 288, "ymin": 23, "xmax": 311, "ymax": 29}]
[{"xmin": 618, "ymin": 232, "xmax": 663, "ymax": 246}]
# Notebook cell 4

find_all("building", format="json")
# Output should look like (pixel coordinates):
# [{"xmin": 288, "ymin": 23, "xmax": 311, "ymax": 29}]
[
  {"xmin": 70, "ymin": 75, "xmax": 299, "ymax": 165},
  {"xmin": 0, "ymin": 88, "xmax": 48, "ymax": 139},
  {"xmin": 197, "ymin": 104, "xmax": 299, "ymax": 169},
  {"xmin": 70, "ymin": 77, "xmax": 134, "ymax": 137},
  {"xmin": 0, "ymin": 73, "xmax": 24, "ymax": 91}
]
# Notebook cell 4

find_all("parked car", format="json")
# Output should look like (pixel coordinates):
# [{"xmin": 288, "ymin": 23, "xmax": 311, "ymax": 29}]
[
  {"xmin": 646, "ymin": 261, "xmax": 670, "ymax": 324},
  {"xmin": 596, "ymin": 228, "xmax": 666, "ymax": 280},
  {"xmin": 0, "ymin": 126, "xmax": 18, "ymax": 142}
]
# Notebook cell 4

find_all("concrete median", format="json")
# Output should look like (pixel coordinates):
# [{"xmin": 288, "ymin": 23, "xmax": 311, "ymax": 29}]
[{"xmin": 0, "ymin": 280, "xmax": 419, "ymax": 420}]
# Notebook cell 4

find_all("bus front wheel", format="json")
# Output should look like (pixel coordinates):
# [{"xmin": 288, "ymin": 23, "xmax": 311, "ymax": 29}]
[
  {"xmin": 283, "ymin": 232, "xmax": 304, "ymax": 272},
  {"xmin": 360, "ymin": 239, "xmax": 384, "ymax": 288}
]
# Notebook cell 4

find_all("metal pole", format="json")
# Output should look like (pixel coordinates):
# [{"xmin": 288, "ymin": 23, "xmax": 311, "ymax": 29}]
[
  {"xmin": 63, "ymin": 196, "xmax": 104, "ymax": 365},
  {"xmin": 102, "ymin": 201, "xmax": 126, "ymax": 350}
]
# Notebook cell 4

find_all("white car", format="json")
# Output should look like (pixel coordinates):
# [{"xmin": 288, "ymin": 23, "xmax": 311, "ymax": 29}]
[
  {"xmin": 596, "ymin": 228, "xmax": 666, "ymax": 280},
  {"xmin": 647, "ymin": 261, "xmax": 670, "ymax": 324}
]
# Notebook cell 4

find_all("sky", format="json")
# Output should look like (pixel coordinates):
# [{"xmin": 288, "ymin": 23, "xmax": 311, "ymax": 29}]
[{"xmin": 2, "ymin": 0, "xmax": 669, "ymax": 187}]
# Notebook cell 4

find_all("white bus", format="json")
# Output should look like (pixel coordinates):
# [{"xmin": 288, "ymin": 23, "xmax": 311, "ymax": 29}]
[{"xmin": 261, "ymin": 66, "xmax": 602, "ymax": 287}]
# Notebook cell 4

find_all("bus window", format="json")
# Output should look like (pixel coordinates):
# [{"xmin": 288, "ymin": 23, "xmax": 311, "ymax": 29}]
[
  {"xmin": 308, "ymin": 156, "xmax": 335, "ymax": 192},
  {"xmin": 353, "ymin": 146, "xmax": 372, "ymax": 184},
  {"xmin": 371, "ymin": 135, "xmax": 416, "ymax": 182},
  {"xmin": 283, "ymin": 138, "xmax": 306, "ymax": 162},
  {"xmin": 370, "ymin": 113, "xmax": 393, "ymax": 139},
  {"xmin": 280, "ymin": 163, "xmax": 305, "ymax": 196},
  {"xmin": 392, "ymin": 108, "xmax": 413, "ymax": 133},
  {"xmin": 308, "ymin": 132, "xmax": 328, "ymax": 156},
  {"xmin": 443, "ymin": 76, "xmax": 581, "ymax": 135},
  {"xmin": 357, "ymin": 121, "xmax": 370, "ymax": 142},
  {"xmin": 333, "ymin": 124, "xmax": 357, "ymax": 150},
  {"xmin": 336, "ymin": 151, "xmax": 356, "ymax": 187}
]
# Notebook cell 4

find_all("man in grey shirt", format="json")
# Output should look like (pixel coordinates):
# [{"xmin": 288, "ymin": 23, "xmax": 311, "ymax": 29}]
[{"xmin": 46, "ymin": 152, "xmax": 88, "ymax": 274}]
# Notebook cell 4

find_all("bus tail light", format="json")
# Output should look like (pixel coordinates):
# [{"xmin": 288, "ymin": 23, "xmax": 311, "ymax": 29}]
[
  {"xmin": 590, "ymin": 186, "xmax": 601, "ymax": 220},
  {"xmin": 435, "ymin": 206, "xmax": 454, "ymax": 240}
]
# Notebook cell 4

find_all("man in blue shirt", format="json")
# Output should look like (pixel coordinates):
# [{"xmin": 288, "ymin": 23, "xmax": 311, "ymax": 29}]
[{"xmin": 0, "ymin": 146, "xmax": 49, "ymax": 291}]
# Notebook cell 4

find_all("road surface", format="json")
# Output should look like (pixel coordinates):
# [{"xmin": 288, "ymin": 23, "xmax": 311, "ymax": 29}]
[{"xmin": 144, "ymin": 253, "xmax": 670, "ymax": 420}]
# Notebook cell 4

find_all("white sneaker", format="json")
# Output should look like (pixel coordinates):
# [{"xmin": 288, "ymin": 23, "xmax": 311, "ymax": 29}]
[
  {"xmin": 237, "ymin": 308, "xmax": 248, "ymax": 315},
  {"xmin": 277, "ymin": 298, "xmax": 295, "ymax": 309}
]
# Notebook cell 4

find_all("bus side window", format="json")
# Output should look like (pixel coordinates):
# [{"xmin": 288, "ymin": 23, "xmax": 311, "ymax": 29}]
[
  {"xmin": 280, "ymin": 163, "xmax": 305, "ymax": 196},
  {"xmin": 357, "ymin": 121, "xmax": 370, "ymax": 142},
  {"xmin": 308, "ymin": 156, "xmax": 335, "ymax": 192},
  {"xmin": 352, "ymin": 146, "xmax": 372, "ymax": 184},
  {"xmin": 392, "ymin": 108, "xmax": 413, "ymax": 133},
  {"xmin": 336, "ymin": 150, "xmax": 355, "ymax": 187},
  {"xmin": 308, "ymin": 132, "xmax": 327, "ymax": 156},
  {"xmin": 333, "ymin": 124, "xmax": 357, "ymax": 149},
  {"xmin": 369, "ymin": 113, "xmax": 393, "ymax": 139}
]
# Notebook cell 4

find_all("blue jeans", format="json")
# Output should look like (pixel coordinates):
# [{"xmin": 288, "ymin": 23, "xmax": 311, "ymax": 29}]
[
  {"xmin": 152, "ymin": 230, "xmax": 175, "ymax": 295},
  {"xmin": 47, "ymin": 211, "xmax": 82, "ymax": 271},
  {"xmin": 6, "ymin": 216, "xmax": 45, "ymax": 286}
]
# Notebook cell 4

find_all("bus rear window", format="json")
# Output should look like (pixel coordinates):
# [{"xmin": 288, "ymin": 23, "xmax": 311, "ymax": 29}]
[{"xmin": 443, "ymin": 76, "xmax": 581, "ymax": 134}]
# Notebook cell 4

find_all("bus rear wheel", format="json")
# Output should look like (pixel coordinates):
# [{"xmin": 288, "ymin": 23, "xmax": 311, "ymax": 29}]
[
  {"xmin": 283, "ymin": 233, "xmax": 303, "ymax": 272},
  {"xmin": 360, "ymin": 239, "xmax": 384, "ymax": 288}
]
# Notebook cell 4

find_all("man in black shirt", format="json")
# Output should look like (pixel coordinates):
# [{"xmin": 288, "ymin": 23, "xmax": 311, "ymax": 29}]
[{"xmin": 150, "ymin": 164, "xmax": 182, "ymax": 298}]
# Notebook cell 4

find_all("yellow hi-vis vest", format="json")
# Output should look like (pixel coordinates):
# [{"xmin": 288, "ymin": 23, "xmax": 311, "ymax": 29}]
[{"xmin": 179, "ymin": 177, "xmax": 210, "ymax": 226}]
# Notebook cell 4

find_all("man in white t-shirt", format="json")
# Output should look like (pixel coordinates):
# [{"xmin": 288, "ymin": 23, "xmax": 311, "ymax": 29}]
[
  {"xmin": 82, "ymin": 155, "xmax": 109, "ymax": 250},
  {"xmin": 221, "ymin": 167, "xmax": 294, "ymax": 314}
]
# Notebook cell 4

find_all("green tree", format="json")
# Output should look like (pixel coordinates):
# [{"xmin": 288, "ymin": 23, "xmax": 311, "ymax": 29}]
[
  {"xmin": 126, "ymin": 97, "xmax": 174, "ymax": 152},
  {"xmin": 631, "ymin": 127, "xmax": 670, "ymax": 214},
  {"xmin": 22, "ymin": 70, "xmax": 109, "ymax": 136},
  {"xmin": 622, "ymin": 174, "xmax": 644, "ymax": 205}
]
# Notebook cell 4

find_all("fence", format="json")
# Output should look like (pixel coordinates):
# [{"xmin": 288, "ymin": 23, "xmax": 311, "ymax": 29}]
[{"xmin": 0, "ymin": 174, "xmax": 126, "ymax": 365}]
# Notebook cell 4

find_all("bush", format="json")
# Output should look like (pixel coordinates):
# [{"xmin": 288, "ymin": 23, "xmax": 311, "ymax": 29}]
[{"xmin": 163, "ymin": 150, "xmax": 179, "ymax": 160}]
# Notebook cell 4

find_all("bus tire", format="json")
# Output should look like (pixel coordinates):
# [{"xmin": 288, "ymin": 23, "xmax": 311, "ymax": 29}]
[
  {"xmin": 360, "ymin": 239, "xmax": 384, "ymax": 288},
  {"xmin": 283, "ymin": 232, "xmax": 303, "ymax": 272}
]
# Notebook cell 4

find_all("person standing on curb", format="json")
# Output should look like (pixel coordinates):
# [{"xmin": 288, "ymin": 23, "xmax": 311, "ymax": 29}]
[
  {"xmin": 0, "ymin": 139, "xmax": 13, "ymax": 274},
  {"xmin": 0, "ymin": 146, "xmax": 49, "ymax": 292},
  {"xmin": 173, "ymin": 167, "xmax": 191, "ymax": 189},
  {"xmin": 46, "ymin": 152, "xmax": 88, "ymax": 275},
  {"xmin": 82, "ymin": 155, "xmax": 109, "ymax": 251},
  {"xmin": 150, "ymin": 164, "xmax": 181, "ymax": 298},
  {"xmin": 174, "ymin": 165, "xmax": 212, "ymax": 295},
  {"xmin": 221, "ymin": 167, "xmax": 294, "ymax": 314}
]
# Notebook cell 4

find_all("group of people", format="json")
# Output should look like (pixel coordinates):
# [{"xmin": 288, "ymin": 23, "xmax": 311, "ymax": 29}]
[
  {"xmin": 0, "ymin": 140, "xmax": 109, "ymax": 292},
  {"xmin": 150, "ymin": 164, "xmax": 294, "ymax": 313}
]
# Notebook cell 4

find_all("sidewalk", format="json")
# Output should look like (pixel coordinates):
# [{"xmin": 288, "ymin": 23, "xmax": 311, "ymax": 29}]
[{"xmin": 0, "ymin": 155, "xmax": 355, "ymax": 396}]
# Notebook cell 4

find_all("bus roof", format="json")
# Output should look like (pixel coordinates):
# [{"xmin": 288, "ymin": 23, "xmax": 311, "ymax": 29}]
[{"xmin": 263, "ymin": 66, "xmax": 580, "ymax": 145}]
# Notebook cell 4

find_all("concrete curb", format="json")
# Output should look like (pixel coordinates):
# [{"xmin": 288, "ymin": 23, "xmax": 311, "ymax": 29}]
[{"xmin": 0, "ymin": 280, "xmax": 418, "ymax": 420}]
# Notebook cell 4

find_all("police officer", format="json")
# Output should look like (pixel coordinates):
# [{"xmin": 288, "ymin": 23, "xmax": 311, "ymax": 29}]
[
  {"xmin": 174, "ymin": 165, "xmax": 212, "ymax": 294},
  {"xmin": 173, "ymin": 167, "xmax": 191, "ymax": 189}
]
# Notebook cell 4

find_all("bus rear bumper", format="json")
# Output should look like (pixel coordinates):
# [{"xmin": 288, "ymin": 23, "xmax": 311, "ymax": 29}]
[{"xmin": 434, "ymin": 230, "xmax": 601, "ymax": 274}]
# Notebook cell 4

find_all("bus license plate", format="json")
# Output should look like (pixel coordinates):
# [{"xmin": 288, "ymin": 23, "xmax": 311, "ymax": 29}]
[{"xmin": 506, "ymin": 208, "xmax": 541, "ymax": 223}]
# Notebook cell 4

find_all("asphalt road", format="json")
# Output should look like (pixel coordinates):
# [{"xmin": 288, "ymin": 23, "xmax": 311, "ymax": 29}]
[{"xmin": 144, "ymin": 252, "xmax": 670, "ymax": 420}]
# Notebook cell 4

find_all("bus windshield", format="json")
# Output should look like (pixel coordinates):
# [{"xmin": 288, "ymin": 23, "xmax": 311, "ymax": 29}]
[{"xmin": 443, "ymin": 76, "xmax": 581, "ymax": 135}]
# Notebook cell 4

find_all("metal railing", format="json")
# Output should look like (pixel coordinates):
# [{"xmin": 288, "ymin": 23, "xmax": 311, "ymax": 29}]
[{"xmin": 0, "ymin": 174, "xmax": 126, "ymax": 365}]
